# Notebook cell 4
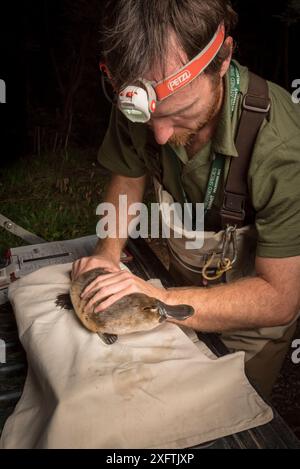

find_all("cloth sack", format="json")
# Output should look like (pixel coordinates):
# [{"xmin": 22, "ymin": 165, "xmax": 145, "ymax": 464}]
[{"xmin": 0, "ymin": 263, "xmax": 273, "ymax": 449}]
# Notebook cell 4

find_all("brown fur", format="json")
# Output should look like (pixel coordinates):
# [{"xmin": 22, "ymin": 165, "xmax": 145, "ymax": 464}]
[
  {"xmin": 56, "ymin": 268, "xmax": 194, "ymax": 339},
  {"xmin": 69, "ymin": 268, "xmax": 163, "ymax": 334}
]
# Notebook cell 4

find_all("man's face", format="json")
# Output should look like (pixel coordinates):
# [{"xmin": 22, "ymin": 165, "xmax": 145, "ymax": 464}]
[
  {"xmin": 143, "ymin": 33, "xmax": 226, "ymax": 147},
  {"xmin": 148, "ymin": 74, "xmax": 222, "ymax": 147}
]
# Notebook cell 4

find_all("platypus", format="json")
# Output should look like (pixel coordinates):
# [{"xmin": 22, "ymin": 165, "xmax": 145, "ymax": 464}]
[{"xmin": 56, "ymin": 268, "xmax": 194, "ymax": 345}]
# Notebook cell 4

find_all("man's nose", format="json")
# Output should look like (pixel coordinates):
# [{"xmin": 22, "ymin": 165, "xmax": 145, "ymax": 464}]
[{"xmin": 150, "ymin": 121, "xmax": 174, "ymax": 145}]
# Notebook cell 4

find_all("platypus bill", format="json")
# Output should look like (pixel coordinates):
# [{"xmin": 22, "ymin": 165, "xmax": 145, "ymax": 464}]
[{"xmin": 56, "ymin": 268, "xmax": 194, "ymax": 345}]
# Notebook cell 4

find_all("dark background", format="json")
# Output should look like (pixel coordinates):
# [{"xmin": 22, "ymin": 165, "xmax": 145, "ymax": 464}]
[{"xmin": 0, "ymin": 0, "xmax": 299, "ymax": 166}]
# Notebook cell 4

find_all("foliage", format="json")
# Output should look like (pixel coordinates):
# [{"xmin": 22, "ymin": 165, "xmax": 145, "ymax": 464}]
[
  {"xmin": 26, "ymin": 0, "xmax": 110, "ymax": 153},
  {"xmin": 0, "ymin": 149, "xmax": 109, "ymax": 254},
  {"xmin": 275, "ymin": 0, "xmax": 300, "ymax": 25}
]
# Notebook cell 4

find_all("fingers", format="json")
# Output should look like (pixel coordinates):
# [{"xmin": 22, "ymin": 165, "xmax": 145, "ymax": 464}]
[
  {"xmin": 81, "ymin": 270, "xmax": 131, "ymax": 299},
  {"xmin": 85, "ymin": 278, "xmax": 134, "ymax": 313},
  {"xmin": 93, "ymin": 288, "xmax": 134, "ymax": 313},
  {"xmin": 80, "ymin": 270, "xmax": 167, "ymax": 314},
  {"xmin": 84, "ymin": 271, "xmax": 137, "ymax": 311},
  {"xmin": 71, "ymin": 259, "xmax": 82, "ymax": 281},
  {"xmin": 71, "ymin": 255, "xmax": 121, "ymax": 281}
]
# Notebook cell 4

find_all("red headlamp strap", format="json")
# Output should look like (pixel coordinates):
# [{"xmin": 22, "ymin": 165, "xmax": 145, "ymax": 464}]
[{"xmin": 154, "ymin": 24, "xmax": 225, "ymax": 101}]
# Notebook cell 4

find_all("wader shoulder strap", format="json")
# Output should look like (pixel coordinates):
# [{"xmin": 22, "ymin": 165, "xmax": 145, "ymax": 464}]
[{"xmin": 220, "ymin": 72, "xmax": 271, "ymax": 228}]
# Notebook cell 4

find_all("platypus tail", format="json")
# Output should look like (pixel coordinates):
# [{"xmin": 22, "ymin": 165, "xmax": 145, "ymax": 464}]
[{"xmin": 157, "ymin": 301, "xmax": 194, "ymax": 321}]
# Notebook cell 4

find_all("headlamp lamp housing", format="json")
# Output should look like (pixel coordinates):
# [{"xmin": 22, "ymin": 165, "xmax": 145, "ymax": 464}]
[{"xmin": 118, "ymin": 81, "xmax": 157, "ymax": 123}]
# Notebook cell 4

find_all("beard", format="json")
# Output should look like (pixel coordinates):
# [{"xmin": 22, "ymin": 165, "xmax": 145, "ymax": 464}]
[
  {"xmin": 168, "ymin": 81, "xmax": 222, "ymax": 147},
  {"xmin": 168, "ymin": 129, "xmax": 197, "ymax": 147}
]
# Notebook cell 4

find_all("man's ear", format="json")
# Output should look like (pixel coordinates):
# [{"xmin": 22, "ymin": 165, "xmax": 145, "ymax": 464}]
[{"xmin": 220, "ymin": 36, "xmax": 234, "ymax": 78}]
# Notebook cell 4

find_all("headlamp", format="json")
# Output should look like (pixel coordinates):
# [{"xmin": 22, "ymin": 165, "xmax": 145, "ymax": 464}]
[
  {"xmin": 118, "ymin": 80, "xmax": 157, "ymax": 123},
  {"xmin": 100, "ymin": 23, "xmax": 225, "ymax": 124}
]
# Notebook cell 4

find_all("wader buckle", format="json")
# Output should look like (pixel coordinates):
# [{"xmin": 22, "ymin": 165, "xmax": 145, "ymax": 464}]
[{"xmin": 202, "ymin": 225, "xmax": 237, "ymax": 282}]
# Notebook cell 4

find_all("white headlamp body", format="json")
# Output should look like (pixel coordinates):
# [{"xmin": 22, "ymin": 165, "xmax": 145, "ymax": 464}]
[
  {"xmin": 112, "ymin": 24, "xmax": 225, "ymax": 124},
  {"xmin": 118, "ymin": 80, "xmax": 157, "ymax": 123}
]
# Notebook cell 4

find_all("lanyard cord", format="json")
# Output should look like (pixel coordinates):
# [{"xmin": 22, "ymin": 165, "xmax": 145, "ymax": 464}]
[
  {"xmin": 168, "ymin": 62, "xmax": 240, "ymax": 216},
  {"xmin": 203, "ymin": 62, "xmax": 240, "ymax": 214}
]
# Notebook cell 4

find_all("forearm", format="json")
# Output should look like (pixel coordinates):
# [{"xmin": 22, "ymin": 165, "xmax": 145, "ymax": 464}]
[
  {"xmin": 94, "ymin": 173, "xmax": 146, "ymax": 262},
  {"xmin": 165, "ymin": 276, "xmax": 294, "ymax": 332},
  {"xmin": 94, "ymin": 237, "xmax": 125, "ymax": 264}
]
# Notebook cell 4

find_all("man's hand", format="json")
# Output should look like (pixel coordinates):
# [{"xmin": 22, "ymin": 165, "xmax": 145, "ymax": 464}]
[
  {"xmin": 71, "ymin": 254, "xmax": 120, "ymax": 281},
  {"xmin": 81, "ymin": 270, "xmax": 168, "ymax": 313}
]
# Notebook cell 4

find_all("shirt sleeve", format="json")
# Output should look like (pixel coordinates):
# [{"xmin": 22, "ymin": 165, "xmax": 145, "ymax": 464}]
[
  {"xmin": 97, "ymin": 106, "xmax": 147, "ymax": 178},
  {"xmin": 251, "ymin": 134, "xmax": 300, "ymax": 258}
]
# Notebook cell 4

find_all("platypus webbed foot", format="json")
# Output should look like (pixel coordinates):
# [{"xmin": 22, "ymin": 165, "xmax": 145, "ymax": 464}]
[
  {"xmin": 98, "ymin": 332, "xmax": 118, "ymax": 345},
  {"xmin": 55, "ymin": 293, "xmax": 73, "ymax": 310},
  {"xmin": 157, "ymin": 302, "xmax": 194, "ymax": 321}
]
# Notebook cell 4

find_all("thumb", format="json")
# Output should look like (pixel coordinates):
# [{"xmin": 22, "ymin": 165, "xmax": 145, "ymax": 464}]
[{"xmin": 71, "ymin": 260, "xmax": 81, "ymax": 281}]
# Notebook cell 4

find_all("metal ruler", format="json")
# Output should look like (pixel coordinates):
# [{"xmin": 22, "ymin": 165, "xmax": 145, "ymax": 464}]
[{"xmin": 0, "ymin": 214, "xmax": 46, "ymax": 245}]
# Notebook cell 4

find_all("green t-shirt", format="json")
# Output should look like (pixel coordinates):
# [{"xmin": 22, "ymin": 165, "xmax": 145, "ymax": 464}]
[{"xmin": 98, "ymin": 61, "xmax": 300, "ymax": 259}]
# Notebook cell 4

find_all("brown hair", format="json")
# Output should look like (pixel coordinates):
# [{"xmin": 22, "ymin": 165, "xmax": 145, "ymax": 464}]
[{"xmin": 100, "ymin": 0, "xmax": 238, "ymax": 89}]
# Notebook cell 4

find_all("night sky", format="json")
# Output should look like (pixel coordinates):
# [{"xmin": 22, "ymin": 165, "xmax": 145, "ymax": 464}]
[{"xmin": 0, "ymin": 0, "xmax": 299, "ymax": 165}]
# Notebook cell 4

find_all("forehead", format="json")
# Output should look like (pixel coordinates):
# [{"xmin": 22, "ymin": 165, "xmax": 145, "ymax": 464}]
[
  {"xmin": 144, "ymin": 29, "xmax": 187, "ymax": 81},
  {"xmin": 152, "ymin": 77, "xmax": 207, "ymax": 118},
  {"xmin": 146, "ymin": 71, "xmax": 210, "ymax": 118},
  {"xmin": 143, "ymin": 30, "xmax": 210, "ymax": 116}
]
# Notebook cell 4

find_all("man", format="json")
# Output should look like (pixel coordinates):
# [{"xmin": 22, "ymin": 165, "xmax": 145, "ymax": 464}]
[{"xmin": 73, "ymin": 0, "xmax": 300, "ymax": 396}]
